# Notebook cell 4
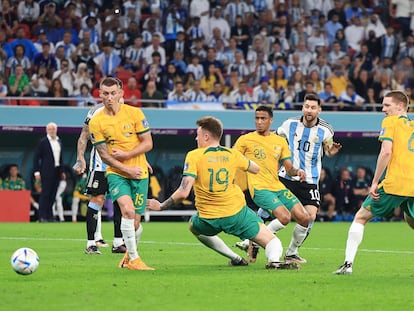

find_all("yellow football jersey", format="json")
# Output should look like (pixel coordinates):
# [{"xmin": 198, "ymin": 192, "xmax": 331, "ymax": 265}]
[
  {"xmin": 183, "ymin": 146, "xmax": 250, "ymax": 219},
  {"xmin": 89, "ymin": 104, "xmax": 150, "ymax": 179},
  {"xmin": 379, "ymin": 116, "xmax": 414, "ymax": 196},
  {"xmin": 234, "ymin": 131, "xmax": 291, "ymax": 192}
]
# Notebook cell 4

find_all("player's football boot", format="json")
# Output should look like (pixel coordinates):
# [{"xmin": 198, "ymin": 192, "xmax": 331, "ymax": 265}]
[
  {"xmin": 126, "ymin": 257, "xmax": 155, "ymax": 271},
  {"xmin": 265, "ymin": 261, "xmax": 301, "ymax": 270},
  {"xmin": 333, "ymin": 262, "xmax": 353, "ymax": 275},
  {"xmin": 229, "ymin": 257, "xmax": 249, "ymax": 266},
  {"xmin": 85, "ymin": 245, "xmax": 101, "ymax": 254},
  {"xmin": 235, "ymin": 240, "xmax": 249, "ymax": 252},
  {"xmin": 96, "ymin": 239, "xmax": 109, "ymax": 247},
  {"xmin": 112, "ymin": 244, "xmax": 127, "ymax": 253},
  {"xmin": 118, "ymin": 251, "xmax": 129, "ymax": 268},
  {"xmin": 284, "ymin": 254, "xmax": 307, "ymax": 264}
]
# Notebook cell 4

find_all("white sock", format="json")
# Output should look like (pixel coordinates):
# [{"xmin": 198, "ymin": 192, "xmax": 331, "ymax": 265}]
[
  {"xmin": 113, "ymin": 237, "xmax": 124, "ymax": 248},
  {"xmin": 135, "ymin": 224, "xmax": 143, "ymax": 257},
  {"xmin": 286, "ymin": 224, "xmax": 308, "ymax": 256},
  {"xmin": 267, "ymin": 219, "xmax": 286, "ymax": 233},
  {"xmin": 71, "ymin": 197, "xmax": 80, "ymax": 221},
  {"xmin": 87, "ymin": 240, "xmax": 96, "ymax": 248},
  {"xmin": 197, "ymin": 235, "xmax": 241, "ymax": 261},
  {"xmin": 345, "ymin": 222, "xmax": 365, "ymax": 263},
  {"xmin": 121, "ymin": 217, "xmax": 138, "ymax": 260},
  {"xmin": 238, "ymin": 239, "xmax": 249, "ymax": 248},
  {"xmin": 94, "ymin": 211, "xmax": 103, "ymax": 241},
  {"xmin": 135, "ymin": 224, "xmax": 143, "ymax": 244},
  {"xmin": 265, "ymin": 237, "xmax": 283, "ymax": 263}
]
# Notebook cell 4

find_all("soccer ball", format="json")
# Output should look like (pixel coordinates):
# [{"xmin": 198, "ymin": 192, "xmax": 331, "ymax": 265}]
[{"xmin": 10, "ymin": 248, "xmax": 39, "ymax": 275}]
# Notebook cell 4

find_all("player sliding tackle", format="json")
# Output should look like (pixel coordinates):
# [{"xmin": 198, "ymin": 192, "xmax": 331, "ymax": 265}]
[{"xmin": 147, "ymin": 116, "xmax": 300, "ymax": 270}]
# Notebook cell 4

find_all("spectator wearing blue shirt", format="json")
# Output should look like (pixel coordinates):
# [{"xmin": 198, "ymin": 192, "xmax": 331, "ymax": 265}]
[
  {"xmin": 33, "ymin": 42, "xmax": 58, "ymax": 79},
  {"xmin": 170, "ymin": 50, "xmax": 187, "ymax": 76},
  {"xmin": 344, "ymin": 0, "xmax": 364, "ymax": 25},
  {"xmin": 10, "ymin": 27, "xmax": 38, "ymax": 60},
  {"xmin": 58, "ymin": 18, "xmax": 79, "ymax": 45},
  {"xmin": 318, "ymin": 82, "xmax": 337, "ymax": 111},
  {"xmin": 325, "ymin": 13, "xmax": 343, "ymax": 46}
]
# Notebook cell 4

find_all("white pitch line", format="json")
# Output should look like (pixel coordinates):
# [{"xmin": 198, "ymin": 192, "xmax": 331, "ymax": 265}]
[{"xmin": 1, "ymin": 236, "xmax": 414, "ymax": 255}]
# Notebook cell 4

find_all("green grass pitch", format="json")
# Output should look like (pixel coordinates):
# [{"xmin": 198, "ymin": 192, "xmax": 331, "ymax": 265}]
[{"xmin": 1, "ymin": 221, "xmax": 414, "ymax": 311}]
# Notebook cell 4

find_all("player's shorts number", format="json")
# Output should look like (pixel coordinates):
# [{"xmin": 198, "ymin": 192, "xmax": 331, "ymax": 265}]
[{"xmin": 309, "ymin": 188, "xmax": 320, "ymax": 201}]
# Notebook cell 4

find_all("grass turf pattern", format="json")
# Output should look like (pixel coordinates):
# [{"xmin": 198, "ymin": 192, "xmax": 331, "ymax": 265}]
[{"xmin": 0, "ymin": 222, "xmax": 413, "ymax": 310}]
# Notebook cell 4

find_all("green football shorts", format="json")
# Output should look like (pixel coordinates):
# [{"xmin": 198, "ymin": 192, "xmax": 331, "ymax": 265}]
[
  {"xmin": 190, "ymin": 205, "xmax": 263, "ymax": 240},
  {"xmin": 253, "ymin": 188, "xmax": 300, "ymax": 218},
  {"xmin": 362, "ymin": 186, "xmax": 414, "ymax": 218},
  {"xmin": 107, "ymin": 174, "xmax": 149, "ymax": 214}
]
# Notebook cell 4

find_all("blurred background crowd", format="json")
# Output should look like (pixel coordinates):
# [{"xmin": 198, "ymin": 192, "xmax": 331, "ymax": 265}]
[{"xmin": 0, "ymin": 0, "xmax": 413, "ymax": 110}]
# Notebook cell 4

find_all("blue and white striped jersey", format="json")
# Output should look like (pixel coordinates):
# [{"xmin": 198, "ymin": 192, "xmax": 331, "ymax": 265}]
[
  {"xmin": 277, "ymin": 116, "xmax": 334, "ymax": 185},
  {"xmin": 84, "ymin": 104, "xmax": 106, "ymax": 172}
]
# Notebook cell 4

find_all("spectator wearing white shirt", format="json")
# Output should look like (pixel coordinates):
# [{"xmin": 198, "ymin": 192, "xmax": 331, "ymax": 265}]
[
  {"xmin": 251, "ymin": 51, "xmax": 273, "ymax": 86},
  {"xmin": 189, "ymin": 0, "xmax": 210, "ymax": 42},
  {"xmin": 167, "ymin": 81, "xmax": 189, "ymax": 102},
  {"xmin": 253, "ymin": 76, "xmax": 278, "ymax": 106},
  {"xmin": 227, "ymin": 51, "xmax": 250, "ymax": 82},
  {"xmin": 125, "ymin": 35, "xmax": 145, "ymax": 71},
  {"xmin": 185, "ymin": 80, "xmax": 207, "ymax": 102},
  {"xmin": 209, "ymin": 6, "xmax": 231, "ymax": 41},
  {"xmin": 225, "ymin": 0, "xmax": 249, "ymax": 27},
  {"xmin": 143, "ymin": 33, "xmax": 166, "ymax": 66},
  {"xmin": 338, "ymin": 84, "xmax": 365, "ymax": 111},
  {"xmin": 229, "ymin": 80, "xmax": 252, "ymax": 108},
  {"xmin": 344, "ymin": 16, "xmax": 365, "ymax": 53},
  {"xmin": 289, "ymin": 40, "xmax": 313, "ymax": 71},
  {"xmin": 55, "ymin": 31, "xmax": 77, "ymax": 61},
  {"xmin": 52, "ymin": 58, "xmax": 76, "ymax": 96},
  {"xmin": 186, "ymin": 55, "xmax": 204, "ymax": 81},
  {"xmin": 308, "ymin": 54, "xmax": 332, "ymax": 82},
  {"xmin": 207, "ymin": 82, "xmax": 225, "ymax": 102},
  {"xmin": 328, "ymin": 41, "xmax": 346, "ymax": 66}
]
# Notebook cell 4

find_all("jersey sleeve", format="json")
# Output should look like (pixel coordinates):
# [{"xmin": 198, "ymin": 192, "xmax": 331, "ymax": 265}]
[
  {"xmin": 379, "ymin": 116, "xmax": 395, "ymax": 142},
  {"xmin": 183, "ymin": 150, "xmax": 197, "ymax": 179},
  {"xmin": 280, "ymin": 137, "xmax": 292, "ymax": 161},
  {"xmin": 234, "ymin": 149, "xmax": 251, "ymax": 172},
  {"xmin": 233, "ymin": 135, "xmax": 246, "ymax": 154},
  {"xmin": 135, "ymin": 108, "xmax": 150, "ymax": 135},
  {"xmin": 88, "ymin": 118, "xmax": 106, "ymax": 145}
]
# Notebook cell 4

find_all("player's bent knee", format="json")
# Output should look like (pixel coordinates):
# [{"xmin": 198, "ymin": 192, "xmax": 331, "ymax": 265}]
[
  {"xmin": 273, "ymin": 210, "xmax": 290, "ymax": 225},
  {"xmin": 90, "ymin": 195, "xmax": 105, "ymax": 207}
]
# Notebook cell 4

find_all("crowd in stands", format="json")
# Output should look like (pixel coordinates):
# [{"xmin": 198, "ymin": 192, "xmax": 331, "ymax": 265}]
[{"xmin": 0, "ymin": 0, "xmax": 413, "ymax": 110}]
